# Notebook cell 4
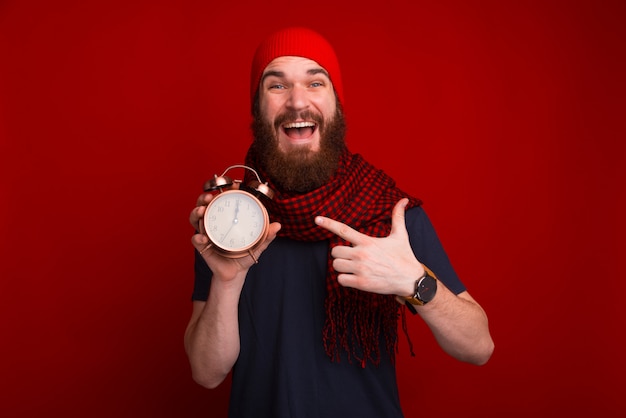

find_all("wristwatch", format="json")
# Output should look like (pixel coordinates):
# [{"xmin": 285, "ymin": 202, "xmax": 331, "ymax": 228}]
[{"xmin": 402, "ymin": 265, "xmax": 438, "ymax": 313}]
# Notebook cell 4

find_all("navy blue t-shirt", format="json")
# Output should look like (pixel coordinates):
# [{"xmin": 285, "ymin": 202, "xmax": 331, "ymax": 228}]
[{"xmin": 192, "ymin": 207, "xmax": 465, "ymax": 418}]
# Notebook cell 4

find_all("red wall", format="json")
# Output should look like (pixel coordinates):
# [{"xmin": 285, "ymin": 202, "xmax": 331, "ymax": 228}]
[{"xmin": 1, "ymin": 1, "xmax": 624, "ymax": 417}]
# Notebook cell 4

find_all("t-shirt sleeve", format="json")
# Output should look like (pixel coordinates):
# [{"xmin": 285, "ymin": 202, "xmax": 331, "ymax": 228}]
[
  {"xmin": 192, "ymin": 250, "xmax": 212, "ymax": 301},
  {"xmin": 405, "ymin": 206, "xmax": 466, "ymax": 295}
]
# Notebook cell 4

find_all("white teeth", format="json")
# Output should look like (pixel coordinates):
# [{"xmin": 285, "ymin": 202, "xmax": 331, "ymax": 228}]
[{"xmin": 283, "ymin": 121, "xmax": 315, "ymax": 129}]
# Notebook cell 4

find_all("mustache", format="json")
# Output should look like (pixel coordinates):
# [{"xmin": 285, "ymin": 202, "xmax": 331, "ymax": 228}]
[{"xmin": 274, "ymin": 110, "xmax": 324, "ymax": 130}]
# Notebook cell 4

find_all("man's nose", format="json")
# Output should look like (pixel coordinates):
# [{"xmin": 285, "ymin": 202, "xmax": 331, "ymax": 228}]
[{"xmin": 286, "ymin": 85, "xmax": 309, "ymax": 111}]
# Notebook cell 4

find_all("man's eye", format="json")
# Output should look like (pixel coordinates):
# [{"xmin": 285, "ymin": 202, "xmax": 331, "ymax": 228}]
[
  {"xmin": 310, "ymin": 82, "xmax": 323, "ymax": 88},
  {"xmin": 269, "ymin": 84, "xmax": 285, "ymax": 90}
]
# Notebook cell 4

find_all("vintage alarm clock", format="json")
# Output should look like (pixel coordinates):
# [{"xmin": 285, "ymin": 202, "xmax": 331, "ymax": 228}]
[{"xmin": 202, "ymin": 165, "xmax": 274, "ymax": 259}]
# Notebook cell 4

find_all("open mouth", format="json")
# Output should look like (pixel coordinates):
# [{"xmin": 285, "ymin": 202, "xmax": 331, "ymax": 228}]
[{"xmin": 282, "ymin": 121, "xmax": 317, "ymax": 140}]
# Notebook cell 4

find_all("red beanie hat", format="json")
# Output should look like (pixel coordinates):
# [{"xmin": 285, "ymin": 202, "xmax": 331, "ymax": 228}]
[{"xmin": 250, "ymin": 27, "xmax": 344, "ymax": 107}]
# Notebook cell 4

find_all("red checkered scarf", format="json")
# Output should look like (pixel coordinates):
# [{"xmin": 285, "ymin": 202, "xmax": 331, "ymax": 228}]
[{"xmin": 245, "ymin": 148, "xmax": 422, "ymax": 366}]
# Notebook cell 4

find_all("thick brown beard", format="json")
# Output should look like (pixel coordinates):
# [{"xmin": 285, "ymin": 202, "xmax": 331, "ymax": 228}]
[{"xmin": 250, "ymin": 99, "xmax": 347, "ymax": 193}]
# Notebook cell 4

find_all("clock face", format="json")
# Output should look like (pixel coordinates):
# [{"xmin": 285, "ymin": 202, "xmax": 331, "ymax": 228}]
[{"xmin": 204, "ymin": 190, "xmax": 268, "ymax": 254}]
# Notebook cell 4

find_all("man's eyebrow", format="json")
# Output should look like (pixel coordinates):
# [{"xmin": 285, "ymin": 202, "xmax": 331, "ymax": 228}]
[
  {"xmin": 261, "ymin": 70, "xmax": 284, "ymax": 85},
  {"xmin": 260, "ymin": 68, "xmax": 330, "ymax": 85},
  {"xmin": 308, "ymin": 68, "xmax": 330, "ymax": 78}
]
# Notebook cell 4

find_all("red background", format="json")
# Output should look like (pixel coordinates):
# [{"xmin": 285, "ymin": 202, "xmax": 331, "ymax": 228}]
[{"xmin": 1, "ymin": 1, "xmax": 625, "ymax": 417}]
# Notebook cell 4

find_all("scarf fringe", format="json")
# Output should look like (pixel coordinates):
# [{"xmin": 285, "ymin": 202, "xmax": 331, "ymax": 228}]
[{"xmin": 323, "ymin": 289, "xmax": 407, "ymax": 368}]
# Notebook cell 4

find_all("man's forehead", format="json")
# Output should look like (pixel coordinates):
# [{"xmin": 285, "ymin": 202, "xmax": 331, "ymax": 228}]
[{"xmin": 262, "ymin": 56, "xmax": 327, "ymax": 75}]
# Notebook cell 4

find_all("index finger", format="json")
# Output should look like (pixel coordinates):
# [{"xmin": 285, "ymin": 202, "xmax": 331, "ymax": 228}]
[{"xmin": 315, "ymin": 216, "xmax": 364, "ymax": 245}]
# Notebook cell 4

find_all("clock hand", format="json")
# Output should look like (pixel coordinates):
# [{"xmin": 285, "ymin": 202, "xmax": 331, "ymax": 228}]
[
  {"xmin": 220, "ymin": 199, "xmax": 240, "ymax": 243},
  {"xmin": 233, "ymin": 199, "xmax": 240, "ymax": 224}
]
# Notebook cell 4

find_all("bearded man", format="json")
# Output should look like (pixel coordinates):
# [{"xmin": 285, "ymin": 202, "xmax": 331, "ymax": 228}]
[{"xmin": 185, "ymin": 27, "xmax": 494, "ymax": 418}]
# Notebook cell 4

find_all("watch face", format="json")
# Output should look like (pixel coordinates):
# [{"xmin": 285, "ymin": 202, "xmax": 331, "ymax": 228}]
[
  {"xmin": 417, "ymin": 274, "xmax": 437, "ymax": 304},
  {"xmin": 204, "ymin": 190, "xmax": 268, "ymax": 254}
]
